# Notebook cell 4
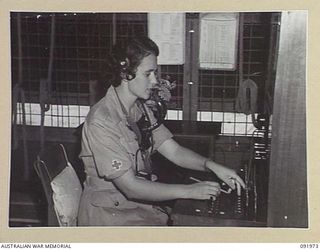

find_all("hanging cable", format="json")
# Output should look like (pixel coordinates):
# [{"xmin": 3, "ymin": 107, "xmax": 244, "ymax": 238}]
[
  {"xmin": 12, "ymin": 84, "xmax": 19, "ymax": 150},
  {"xmin": 11, "ymin": 13, "xmax": 30, "ymax": 180},
  {"xmin": 112, "ymin": 13, "xmax": 117, "ymax": 46},
  {"xmin": 39, "ymin": 14, "xmax": 56, "ymax": 151},
  {"xmin": 12, "ymin": 13, "xmax": 24, "ymax": 150}
]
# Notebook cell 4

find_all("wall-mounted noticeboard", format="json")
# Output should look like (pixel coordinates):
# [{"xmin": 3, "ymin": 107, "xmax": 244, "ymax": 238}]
[
  {"xmin": 148, "ymin": 13, "xmax": 185, "ymax": 65},
  {"xmin": 199, "ymin": 13, "xmax": 239, "ymax": 70}
]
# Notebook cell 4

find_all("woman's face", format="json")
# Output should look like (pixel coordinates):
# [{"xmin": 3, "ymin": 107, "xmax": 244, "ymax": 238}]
[{"xmin": 128, "ymin": 54, "xmax": 158, "ymax": 100}]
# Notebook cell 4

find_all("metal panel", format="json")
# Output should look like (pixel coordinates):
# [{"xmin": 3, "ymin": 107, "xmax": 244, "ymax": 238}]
[{"xmin": 183, "ymin": 14, "xmax": 199, "ymax": 121}]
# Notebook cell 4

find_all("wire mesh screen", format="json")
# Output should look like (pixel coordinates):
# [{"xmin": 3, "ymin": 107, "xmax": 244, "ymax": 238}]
[
  {"xmin": 11, "ymin": 12, "xmax": 277, "ymax": 132},
  {"xmin": 160, "ymin": 65, "xmax": 184, "ymax": 110},
  {"xmin": 197, "ymin": 13, "xmax": 275, "ymax": 136},
  {"xmin": 11, "ymin": 12, "xmax": 185, "ymax": 127}
]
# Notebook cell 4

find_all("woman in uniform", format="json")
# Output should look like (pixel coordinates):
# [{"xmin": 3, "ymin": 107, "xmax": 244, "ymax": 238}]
[{"xmin": 78, "ymin": 36, "xmax": 245, "ymax": 226}]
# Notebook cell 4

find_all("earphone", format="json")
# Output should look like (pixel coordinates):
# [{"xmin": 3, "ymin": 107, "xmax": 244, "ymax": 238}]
[{"xmin": 119, "ymin": 58, "xmax": 136, "ymax": 81}]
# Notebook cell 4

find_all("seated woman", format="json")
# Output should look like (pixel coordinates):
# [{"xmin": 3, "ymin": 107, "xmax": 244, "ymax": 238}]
[{"xmin": 78, "ymin": 36, "xmax": 245, "ymax": 226}]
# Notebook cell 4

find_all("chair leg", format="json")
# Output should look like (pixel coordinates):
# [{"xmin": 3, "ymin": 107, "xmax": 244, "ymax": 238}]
[{"xmin": 47, "ymin": 204, "xmax": 59, "ymax": 226}]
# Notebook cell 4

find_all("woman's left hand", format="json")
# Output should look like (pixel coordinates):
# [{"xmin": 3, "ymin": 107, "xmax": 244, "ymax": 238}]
[{"xmin": 205, "ymin": 161, "xmax": 246, "ymax": 190}]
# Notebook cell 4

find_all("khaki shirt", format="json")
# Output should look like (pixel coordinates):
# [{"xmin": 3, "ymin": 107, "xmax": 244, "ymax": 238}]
[{"xmin": 78, "ymin": 86, "xmax": 173, "ymax": 226}]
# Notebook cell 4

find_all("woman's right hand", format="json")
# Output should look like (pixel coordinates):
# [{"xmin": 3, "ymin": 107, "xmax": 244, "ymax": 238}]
[{"xmin": 183, "ymin": 181, "xmax": 221, "ymax": 200}]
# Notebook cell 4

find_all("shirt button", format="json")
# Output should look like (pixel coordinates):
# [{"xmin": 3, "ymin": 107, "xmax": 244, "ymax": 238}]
[{"xmin": 114, "ymin": 201, "xmax": 119, "ymax": 206}]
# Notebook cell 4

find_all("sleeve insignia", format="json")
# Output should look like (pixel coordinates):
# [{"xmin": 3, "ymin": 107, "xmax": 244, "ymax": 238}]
[{"xmin": 112, "ymin": 159, "xmax": 122, "ymax": 171}]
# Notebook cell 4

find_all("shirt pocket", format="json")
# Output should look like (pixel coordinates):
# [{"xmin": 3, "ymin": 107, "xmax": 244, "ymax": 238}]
[{"xmin": 90, "ymin": 189, "xmax": 138, "ymax": 209}]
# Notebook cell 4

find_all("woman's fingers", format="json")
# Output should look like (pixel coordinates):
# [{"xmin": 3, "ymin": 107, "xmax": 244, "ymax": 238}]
[
  {"xmin": 189, "ymin": 181, "xmax": 221, "ymax": 200},
  {"xmin": 202, "ymin": 182, "xmax": 221, "ymax": 197},
  {"xmin": 227, "ymin": 176, "xmax": 246, "ymax": 190},
  {"xmin": 234, "ymin": 176, "xmax": 246, "ymax": 189},
  {"xmin": 224, "ymin": 178, "xmax": 236, "ymax": 189}
]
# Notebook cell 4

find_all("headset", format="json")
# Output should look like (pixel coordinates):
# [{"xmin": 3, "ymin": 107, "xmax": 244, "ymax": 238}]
[
  {"xmin": 119, "ymin": 58, "xmax": 136, "ymax": 81},
  {"xmin": 118, "ymin": 56, "xmax": 167, "ymax": 135}
]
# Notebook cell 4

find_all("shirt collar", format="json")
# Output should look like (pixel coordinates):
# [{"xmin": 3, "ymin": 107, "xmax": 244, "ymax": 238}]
[{"xmin": 104, "ymin": 86, "xmax": 141, "ymax": 122}]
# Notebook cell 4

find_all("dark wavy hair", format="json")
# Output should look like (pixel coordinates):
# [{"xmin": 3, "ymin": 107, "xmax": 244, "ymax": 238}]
[{"xmin": 106, "ymin": 36, "xmax": 159, "ymax": 87}]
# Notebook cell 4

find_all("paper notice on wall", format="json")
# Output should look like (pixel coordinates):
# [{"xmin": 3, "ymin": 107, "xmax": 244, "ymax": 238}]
[
  {"xmin": 199, "ymin": 13, "xmax": 239, "ymax": 70},
  {"xmin": 148, "ymin": 13, "xmax": 185, "ymax": 65}
]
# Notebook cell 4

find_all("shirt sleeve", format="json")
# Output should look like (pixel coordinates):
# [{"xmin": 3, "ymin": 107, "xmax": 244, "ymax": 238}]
[
  {"xmin": 84, "ymin": 121, "xmax": 132, "ymax": 180},
  {"xmin": 142, "ymin": 104, "xmax": 173, "ymax": 151}
]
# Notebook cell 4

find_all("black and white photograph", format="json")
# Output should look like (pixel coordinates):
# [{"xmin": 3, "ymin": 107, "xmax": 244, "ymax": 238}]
[
  {"xmin": 2, "ymin": 0, "xmax": 318, "ymax": 243},
  {"xmin": 8, "ymin": 10, "xmax": 308, "ymax": 229}
]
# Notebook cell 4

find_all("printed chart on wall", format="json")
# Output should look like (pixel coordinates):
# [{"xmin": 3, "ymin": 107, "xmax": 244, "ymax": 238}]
[
  {"xmin": 148, "ymin": 13, "xmax": 185, "ymax": 65},
  {"xmin": 199, "ymin": 13, "xmax": 239, "ymax": 70}
]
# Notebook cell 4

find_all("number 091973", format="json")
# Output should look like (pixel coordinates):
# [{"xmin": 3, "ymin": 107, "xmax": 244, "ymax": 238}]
[{"xmin": 300, "ymin": 244, "xmax": 319, "ymax": 248}]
